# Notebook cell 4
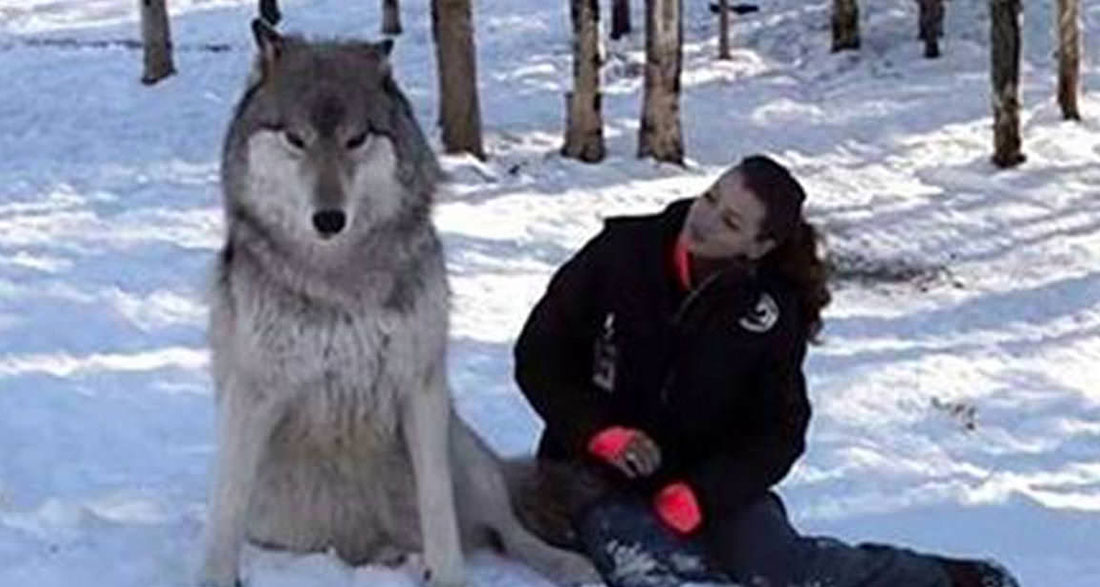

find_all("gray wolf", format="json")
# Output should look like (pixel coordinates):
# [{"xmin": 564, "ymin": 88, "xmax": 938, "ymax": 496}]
[{"xmin": 199, "ymin": 19, "xmax": 596, "ymax": 587}]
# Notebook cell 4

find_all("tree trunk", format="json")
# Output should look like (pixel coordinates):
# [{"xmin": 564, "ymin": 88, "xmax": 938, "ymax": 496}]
[
  {"xmin": 258, "ymin": 0, "xmax": 281, "ymax": 24},
  {"xmin": 638, "ymin": 0, "xmax": 684, "ymax": 164},
  {"xmin": 918, "ymin": 0, "xmax": 944, "ymax": 58},
  {"xmin": 1056, "ymin": 0, "xmax": 1081, "ymax": 121},
  {"xmin": 431, "ymin": 0, "xmax": 485, "ymax": 160},
  {"xmin": 382, "ymin": 0, "xmax": 403, "ymax": 35},
  {"xmin": 562, "ymin": 0, "xmax": 605, "ymax": 162},
  {"xmin": 718, "ymin": 0, "xmax": 731, "ymax": 60},
  {"xmin": 611, "ymin": 0, "xmax": 631, "ymax": 40},
  {"xmin": 139, "ymin": 0, "xmax": 175, "ymax": 85},
  {"xmin": 832, "ymin": 0, "xmax": 860, "ymax": 52},
  {"xmin": 991, "ymin": 0, "xmax": 1025, "ymax": 168}
]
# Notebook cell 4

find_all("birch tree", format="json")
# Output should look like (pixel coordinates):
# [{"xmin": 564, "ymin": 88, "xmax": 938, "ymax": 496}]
[
  {"xmin": 991, "ymin": 0, "xmax": 1026, "ymax": 167},
  {"xmin": 832, "ymin": 0, "xmax": 859, "ymax": 52},
  {"xmin": 638, "ymin": 0, "xmax": 684, "ymax": 164},
  {"xmin": 1055, "ymin": 0, "xmax": 1082, "ymax": 120},
  {"xmin": 562, "ymin": 0, "xmax": 605, "ymax": 162},
  {"xmin": 140, "ymin": 0, "xmax": 175, "ymax": 85},
  {"xmin": 431, "ymin": 0, "xmax": 485, "ymax": 159}
]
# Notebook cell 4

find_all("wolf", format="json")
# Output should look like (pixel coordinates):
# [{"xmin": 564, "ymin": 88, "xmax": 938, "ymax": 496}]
[{"xmin": 199, "ymin": 19, "xmax": 597, "ymax": 587}]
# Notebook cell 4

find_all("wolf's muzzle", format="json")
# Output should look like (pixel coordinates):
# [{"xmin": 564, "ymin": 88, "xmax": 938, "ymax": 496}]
[{"xmin": 312, "ymin": 210, "xmax": 347, "ymax": 236}]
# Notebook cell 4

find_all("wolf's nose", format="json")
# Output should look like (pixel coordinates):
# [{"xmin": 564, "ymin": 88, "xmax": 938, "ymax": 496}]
[{"xmin": 312, "ymin": 210, "xmax": 346, "ymax": 236}]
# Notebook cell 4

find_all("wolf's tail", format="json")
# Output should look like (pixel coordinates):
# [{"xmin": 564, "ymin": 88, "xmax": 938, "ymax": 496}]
[{"xmin": 499, "ymin": 458, "xmax": 612, "ymax": 551}]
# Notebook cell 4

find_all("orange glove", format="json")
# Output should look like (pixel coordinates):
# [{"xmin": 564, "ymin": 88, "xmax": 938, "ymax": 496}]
[{"xmin": 654, "ymin": 482, "xmax": 702, "ymax": 534}]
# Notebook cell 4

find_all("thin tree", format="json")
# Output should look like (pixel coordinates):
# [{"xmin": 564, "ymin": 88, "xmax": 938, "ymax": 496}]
[
  {"xmin": 718, "ymin": 0, "xmax": 731, "ymax": 60},
  {"xmin": 259, "ymin": 0, "xmax": 281, "ymax": 24},
  {"xmin": 638, "ymin": 0, "xmax": 684, "ymax": 164},
  {"xmin": 832, "ymin": 0, "xmax": 859, "ymax": 52},
  {"xmin": 431, "ymin": 0, "xmax": 485, "ymax": 159},
  {"xmin": 611, "ymin": 0, "xmax": 631, "ymax": 40},
  {"xmin": 562, "ymin": 0, "xmax": 606, "ymax": 162},
  {"xmin": 1056, "ymin": 0, "xmax": 1081, "ymax": 120},
  {"xmin": 991, "ymin": 0, "xmax": 1025, "ymax": 167},
  {"xmin": 382, "ymin": 0, "xmax": 402, "ymax": 35},
  {"xmin": 917, "ymin": 0, "xmax": 944, "ymax": 58},
  {"xmin": 140, "ymin": 0, "xmax": 175, "ymax": 85}
]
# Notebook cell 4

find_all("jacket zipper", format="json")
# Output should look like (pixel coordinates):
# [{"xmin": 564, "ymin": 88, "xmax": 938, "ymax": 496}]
[
  {"xmin": 670, "ymin": 270, "xmax": 724, "ymax": 326},
  {"xmin": 661, "ymin": 271, "xmax": 726, "ymax": 404}
]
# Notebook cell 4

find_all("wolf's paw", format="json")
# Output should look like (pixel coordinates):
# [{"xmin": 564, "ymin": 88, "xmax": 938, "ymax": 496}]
[
  {"xmin": 374, "ymin": 546, "xmax": 414, "ymax": 568},
  {"xmin": 424, "ymin": 564, "xmax": 466, "ymax": 587},
  {"xmin": 553, "ymin": 552, "xmax": 600, "ymax": 585},
  {"xmin": 199, "ymin": 558, "xmax": 242, "ymax": 587}
]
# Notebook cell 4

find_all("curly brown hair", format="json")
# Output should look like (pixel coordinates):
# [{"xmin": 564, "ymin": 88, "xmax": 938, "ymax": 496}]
[{"xmin": 738, "ymin": 155, "xmax": 831, "ymax": 341}]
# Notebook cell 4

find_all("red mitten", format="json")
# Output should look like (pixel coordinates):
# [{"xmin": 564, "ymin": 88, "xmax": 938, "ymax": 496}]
[
  {"xmin": 587, "ymin": 426, "xmax": 638, "ymax": 462},
  {"xmin": 654, "ymin": 482, "xmax": 702, "ymax": 534}
]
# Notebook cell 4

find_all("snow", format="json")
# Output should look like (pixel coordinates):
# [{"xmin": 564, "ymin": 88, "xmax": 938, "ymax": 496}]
[{"xmin": 1, "ymin": 0, "xmax": 1098, "ymax": 585}]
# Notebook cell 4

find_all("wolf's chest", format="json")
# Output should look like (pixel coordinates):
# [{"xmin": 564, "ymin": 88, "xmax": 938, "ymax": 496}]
[
  {"xmin": 242, "ymin": 300, "xmax": 409, "ymax": 448},
  {"xmin": 249, "ymin": 301, "xmax": 393, "ymax": 387},
  {"xmin": 220, "ymin": 273, "xmax": 399, "ymax": 392}
]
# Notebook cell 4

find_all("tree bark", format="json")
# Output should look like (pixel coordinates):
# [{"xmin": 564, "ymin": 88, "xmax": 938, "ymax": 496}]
[
  {"xmin": 832, "ymin": 0, "xmax": 860, "ymax": 52},
  {"xmin": 562, "ymin": 0, "xmax": 605, "ymax": 162},
  {"xmin": 718, "ymin": 0, "xmax": 731, "ymax": 60},
  {"xmin": 638, "ymin": 0, "xmax": 684, "ymax": 164},
  {"xmin": 258, "ymin": 0, "xmax": 281, "ymax": 24},
  {"xmin": 918, "ymin": 0, "xmax": 944, "ymax": 58},
  {"xmin": 431, "ymin": 0, "xmax": 485, "ymax": 159},
  {"xmin": 382, "ymin": 0, "xmax": 403, "ymax": 35},
  {"xmin": 139, "ymin": 0, "xmax": 175, "ymax": 85},
  {"xmin": 1056, "ymin": 0, "xmax": 1081, "ymax": 120},
  {"xmin": 611, "ymin": 0, "xmax": 631, "ymax": 40},
  {"xmin": 991, "ymin": 0, "xmax": 1025, "ymax": 168}
]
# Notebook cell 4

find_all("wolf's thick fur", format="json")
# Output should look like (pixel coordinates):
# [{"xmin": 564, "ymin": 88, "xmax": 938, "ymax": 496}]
[{"xmin": 200, "ymin": 20, "xmax": 596, "ymax": 587}]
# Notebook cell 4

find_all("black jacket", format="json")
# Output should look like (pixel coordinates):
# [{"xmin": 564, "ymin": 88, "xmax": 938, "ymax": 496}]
[{"xmin": 514, "ymin": 199, "xmax": 811, "ymax": 520}]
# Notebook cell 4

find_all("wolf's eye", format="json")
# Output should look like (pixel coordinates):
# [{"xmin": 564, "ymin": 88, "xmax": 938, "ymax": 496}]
[
  {"xmin": 283, "ymin": 131, "xmax": 306, "ymax": 150},
  {"xmin": 346, "ymin": 132, "xmax": 369, "ymax": 150}
]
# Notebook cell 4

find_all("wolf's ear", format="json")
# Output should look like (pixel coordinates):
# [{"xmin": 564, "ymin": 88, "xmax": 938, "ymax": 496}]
[
  {"xmin": 362, "ymin": 40, "xmax": 393, "ymax": 77},
  {"xmin": 251, "ymin": 18, "xmax": 285, "ymax": 70}
]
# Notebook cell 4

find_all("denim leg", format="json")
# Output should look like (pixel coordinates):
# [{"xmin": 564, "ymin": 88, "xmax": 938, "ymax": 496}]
[
  {"xmin": 705, "ymin": 493, "xmax": 953, "ymax": 587},
  {"xmin": 575, "ymin": 495, "xmax": 733, "ymax": 587}
]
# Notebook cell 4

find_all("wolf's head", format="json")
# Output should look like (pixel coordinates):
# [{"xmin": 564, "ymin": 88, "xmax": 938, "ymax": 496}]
[{"xmin": 222, "ymin": 20, "xmax": 440, "ymax": 258}]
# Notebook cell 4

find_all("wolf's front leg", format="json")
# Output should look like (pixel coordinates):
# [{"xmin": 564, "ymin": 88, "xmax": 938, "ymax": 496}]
[
  {"xmin": 401, "ymin": 383, "xmax": 466, "ymax": 587},
  {"xmin": 200, "ymin": 389, "xmax": 283, "ymax": 587}
]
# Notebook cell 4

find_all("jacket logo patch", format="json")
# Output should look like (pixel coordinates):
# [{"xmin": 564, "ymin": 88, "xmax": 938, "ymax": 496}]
[
  {"xmin": 592, "ymin": 312, "xmax": 617, "ymax": 393},
  {"xmin": 739, "ymin": 292, "xmax": 779, "ymax": 333}
]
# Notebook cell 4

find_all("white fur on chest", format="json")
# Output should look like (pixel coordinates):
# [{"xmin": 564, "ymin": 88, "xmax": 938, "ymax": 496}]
[{"xmin": 224, "ymin": 278, "xmax": 424, "ymax": 453}]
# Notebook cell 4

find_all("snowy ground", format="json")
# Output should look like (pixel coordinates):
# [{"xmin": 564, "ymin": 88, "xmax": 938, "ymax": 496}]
[{"xmin": 1, "ymin": 0, "xmax": 1098, "ymax": 585}]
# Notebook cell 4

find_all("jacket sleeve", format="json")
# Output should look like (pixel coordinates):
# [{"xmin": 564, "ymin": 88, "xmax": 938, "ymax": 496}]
[
  {"xmin": 514, "ymin": 231, "xmax": 615, "ymax": 455},
  {"xmin": 686, "ymin": 339, "xmax": 811, "ymax": 518}
]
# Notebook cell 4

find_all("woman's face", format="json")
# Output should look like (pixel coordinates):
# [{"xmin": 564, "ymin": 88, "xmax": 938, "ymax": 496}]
[{"xmin": 683, "ymin": 169, "xmax": 776, "ymax": 261}]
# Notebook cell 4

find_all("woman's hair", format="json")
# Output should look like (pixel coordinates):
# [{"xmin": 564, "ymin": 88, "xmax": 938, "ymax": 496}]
[{"xmin": 737, "ymin": 155, "xmax": 831, "ymax": 340}]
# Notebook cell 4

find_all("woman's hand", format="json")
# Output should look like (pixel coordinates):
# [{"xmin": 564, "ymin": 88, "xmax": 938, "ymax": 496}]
[
  {"xmin": 617, "ymin": 431, "xmax": 662, "ymax": 478},
  {"xmin": 588, "ymin": 427, "xmax": 663, "ymax": 478}
]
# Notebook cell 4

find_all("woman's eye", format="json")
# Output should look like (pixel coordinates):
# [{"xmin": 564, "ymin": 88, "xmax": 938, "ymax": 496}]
[
  {"xmin": 723, "ymin": 217, "xmax": 739, "ymax": 231},
  {"xmin": 346, "ymin": 132, "xmax": 369, "ymax": 150},
  {"xmin": 284, "ymin": 131, "xmax": 306, "ymax": 149}
]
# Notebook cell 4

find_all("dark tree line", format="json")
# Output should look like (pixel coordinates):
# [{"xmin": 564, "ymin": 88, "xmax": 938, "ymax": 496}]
[{"xmin": 138, "ymin": 0, "xmax": 1083, "ymax": 169}]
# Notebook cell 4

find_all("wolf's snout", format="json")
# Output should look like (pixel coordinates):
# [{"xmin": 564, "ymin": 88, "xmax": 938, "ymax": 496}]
[{"xmin": 312, "ymin": 210, "xmax": 347, "ymax": 236}]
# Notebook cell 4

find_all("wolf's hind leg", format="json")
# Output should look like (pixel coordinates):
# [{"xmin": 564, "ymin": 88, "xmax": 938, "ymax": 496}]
[{"xmin": 495, "ymin": 520, "xmax": 600, "ymax": 586}]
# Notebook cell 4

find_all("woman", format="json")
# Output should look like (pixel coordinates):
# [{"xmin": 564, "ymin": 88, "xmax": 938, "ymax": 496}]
[{"xmin": 513, "ymin": 156, "xmax": 1018, "ymax": 587}]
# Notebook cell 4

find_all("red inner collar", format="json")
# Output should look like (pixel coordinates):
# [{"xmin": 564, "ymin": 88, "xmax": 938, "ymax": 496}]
[{"xmin": 672, "ymin": 237, "xmax": 692, "ymax": 291}]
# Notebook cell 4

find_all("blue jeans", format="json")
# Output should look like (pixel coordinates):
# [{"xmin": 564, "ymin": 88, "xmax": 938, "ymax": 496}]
[{"xmin": 576, "ymin": 493, "xmax": 953, "ymax": 587}]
